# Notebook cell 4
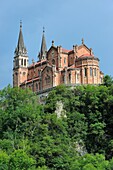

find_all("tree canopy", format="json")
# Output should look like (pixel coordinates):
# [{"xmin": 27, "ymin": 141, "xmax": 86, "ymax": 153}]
[{"xmin": 0, "ymin": 80, "xmax": 113, "ymax": 169}]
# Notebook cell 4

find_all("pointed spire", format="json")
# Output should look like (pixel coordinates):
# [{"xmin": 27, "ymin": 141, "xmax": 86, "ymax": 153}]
[
  {"xmin": 15, "ymin": 21, "xmax": 27, "ymax": 56},
  {"xmin": 39, "ymin": 27, "xmax": 47, "ymax": 60}
]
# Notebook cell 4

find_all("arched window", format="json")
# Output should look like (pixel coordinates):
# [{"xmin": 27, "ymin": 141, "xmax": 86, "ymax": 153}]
[
  {"xmin": 90, "ymin": 67, "xmax": 93, "ymax": 76},
  {"xmin": 16, "ymin": 59, "xmax": 19, "ymax": 66},
  {"xmin": 84, "ymin": 68, "xmax": 87, "ymax": 77},
  {"xmin": 45, "ymin": 75, "xmax": 51, "ymax": 84},
  {"xmin": 69, "ymin": 73, "xmax": 71, "ymax": 83},
  {"xmin": 21, "ymin": 59, "xmax": 23, "ymax": 66},
  {"xmin": 77, "ymin": 73, "xmax": 79, "ymax": 80},
  {"xmin": 94, "ymin": 68, "xmax": 96, "ymax": 76},
  {"xmin": 24, "ymin": 59, "xmax": 26, "ymax": 66},
  {"xmin": 64, "ymin": 58, "xmax": 66, "ymax": 64}
]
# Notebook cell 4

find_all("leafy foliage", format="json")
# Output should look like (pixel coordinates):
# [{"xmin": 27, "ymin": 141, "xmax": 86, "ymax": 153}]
[
  {"xmin": 103, "ymin": 75, "xmax": 113, "ymax": 87},
  {"xmin": 1, "ymin": 81, "xmax": 113, "ymax": 169}
]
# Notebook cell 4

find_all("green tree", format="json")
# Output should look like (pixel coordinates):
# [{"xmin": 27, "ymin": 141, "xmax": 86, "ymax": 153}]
[
  {"xmin": 103, "ymin": 75, "xmax": 113, "ymax": 87},
  {"xmin": 9, "ymin": 149, "xmax": 36, "ymax": 170},
  {"xmin": 1, "ymin": 84, "xmax": 113, "ymax": 168},
  {"xmin": 70, "ymin": 154, "xmax": 109, "ymax": 170},
  {"xmin": 0, "ymin": 86, "xmax": 42, "ymax": 152},
  {"xmin": 0, "ymin": 151, "xmax": 9, "ymax": 170},
  {"xmin": 30, "ymin": 113, "xmax": 76, "ymax": 169}
]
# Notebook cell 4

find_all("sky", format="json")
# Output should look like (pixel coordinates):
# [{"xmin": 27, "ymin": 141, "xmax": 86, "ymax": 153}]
[{"xmin": 0, "ymin": 0, "xmax": 113, "ymax": 89}]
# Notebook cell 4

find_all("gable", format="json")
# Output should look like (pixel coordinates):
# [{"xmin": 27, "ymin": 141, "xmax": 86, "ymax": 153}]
[
  {"xmin": 41, "ymin": 66, "xmax": 53, "ymax": 90},
  {"xmin": 42, "ymin": 65, "xmax": 53, "ymax": 75},
  {"xmin": 77, "ymin": 45, "xmax": 91, "ymax": 57},
  {"xmin": 47, "ymin": 46, "xmax": 58, "ymax": 67},
  {"xmin": 47, "ymin": 46, "xmax": 57, "ymax": 58}
]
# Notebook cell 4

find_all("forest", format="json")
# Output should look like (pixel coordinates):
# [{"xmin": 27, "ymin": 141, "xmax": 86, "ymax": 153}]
[{"xmin": 0, "ymin": 75, "xmax": 113, "ymax": 169}]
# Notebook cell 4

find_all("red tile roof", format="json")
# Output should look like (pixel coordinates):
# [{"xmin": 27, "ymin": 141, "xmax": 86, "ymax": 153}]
[
  {"xmin": 62, "ymin": 48, "xmax": 72, "ymax": 53},
  {"xmin": 79, "ymin": 53, "xmax": 92, "ymax": 58},
  {"xmin": 21, "ymin": 77, "xmax": 40, "ymax": 85},
  {"xmin": 28, "ymin": 77, "xmax": 39, "ymax": 82},
  {"xmin": 28, "ymin": 59, "xmax": 47, "ymax": 68}
]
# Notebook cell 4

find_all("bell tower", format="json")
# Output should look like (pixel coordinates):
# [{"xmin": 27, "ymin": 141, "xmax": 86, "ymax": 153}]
[{"xmin": 13, "ymin": 21, "xmax": 29, "ymax": 87}]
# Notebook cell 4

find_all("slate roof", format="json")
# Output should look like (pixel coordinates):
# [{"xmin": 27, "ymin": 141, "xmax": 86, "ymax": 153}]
[{"xmin": 15, "ymin": 21, "xmax": 27, "ymax": 56}]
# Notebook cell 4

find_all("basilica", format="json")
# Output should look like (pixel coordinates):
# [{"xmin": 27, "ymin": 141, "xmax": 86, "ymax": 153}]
[{"xmin": 13, "ymin": 22, "xmax": 104, "ymax": 93}]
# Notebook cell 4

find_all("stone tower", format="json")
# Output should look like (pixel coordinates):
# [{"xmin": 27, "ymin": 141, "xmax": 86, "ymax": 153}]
[{"xmin": 13, "ymin": 21, "xmax": 29, "ymax": 87}]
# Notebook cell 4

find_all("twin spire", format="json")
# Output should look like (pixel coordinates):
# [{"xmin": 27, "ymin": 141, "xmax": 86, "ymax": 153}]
[
  {"xmin": 15, "ymin": 21, "xmax": 47, "ymax": 61},
  {"xmin": 15, "ymin": 22, "xmax": 85, "ymax": 61}
]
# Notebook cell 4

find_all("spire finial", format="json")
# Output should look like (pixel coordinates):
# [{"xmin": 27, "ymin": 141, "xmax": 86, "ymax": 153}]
[
  {"xmin": 20, "ymin": 20, "xmax": 22, "ymax": 29},
  {"xmin": 32, "ymin": 59, "xmax": 35, "ymax": 64},
  {"xmin": 52, "ymin": 40, "xmax": 54, "ymax": 46},
  {"xmin": 82, "ymin": 38, "xmax": 84, "ymax": 45},
  {"xmin": 43, "ymin": 26, "xmax": 45, "ymax": 33}
]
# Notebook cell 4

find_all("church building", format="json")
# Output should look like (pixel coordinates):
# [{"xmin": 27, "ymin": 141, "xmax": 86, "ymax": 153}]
[{"xmin": 13, "ymin": 22, "xmax": 104, "ymax": 93}]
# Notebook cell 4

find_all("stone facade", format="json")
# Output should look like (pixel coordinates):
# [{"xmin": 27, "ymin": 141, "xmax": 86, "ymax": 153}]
[{"xmin": 13, "ymin": 23, "xmax": 104, "ymax": 93}]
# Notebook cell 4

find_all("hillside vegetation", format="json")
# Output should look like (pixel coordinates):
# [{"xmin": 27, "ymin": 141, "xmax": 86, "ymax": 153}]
[{"xmin": 0, "ymin": 75, "xmax": 113, "ymax": 169}]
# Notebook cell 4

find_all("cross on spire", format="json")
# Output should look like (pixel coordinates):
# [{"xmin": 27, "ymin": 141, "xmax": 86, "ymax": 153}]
[
  {"xmin": 20, "ymin": 20, "xmax": 22, "ymax": 29},
  {"xmin": 82, "ymin": 38, "xmax": 84, "ymax": 45},
  {"xmin": 43, "ymin": 26, "xmax": 45, "ymax": 33}
]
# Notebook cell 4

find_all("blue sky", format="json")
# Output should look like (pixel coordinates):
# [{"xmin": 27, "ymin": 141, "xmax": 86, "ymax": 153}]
[{"xmin": 0, "ymin": 0, "xmax": 113, "ymax": 89}]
